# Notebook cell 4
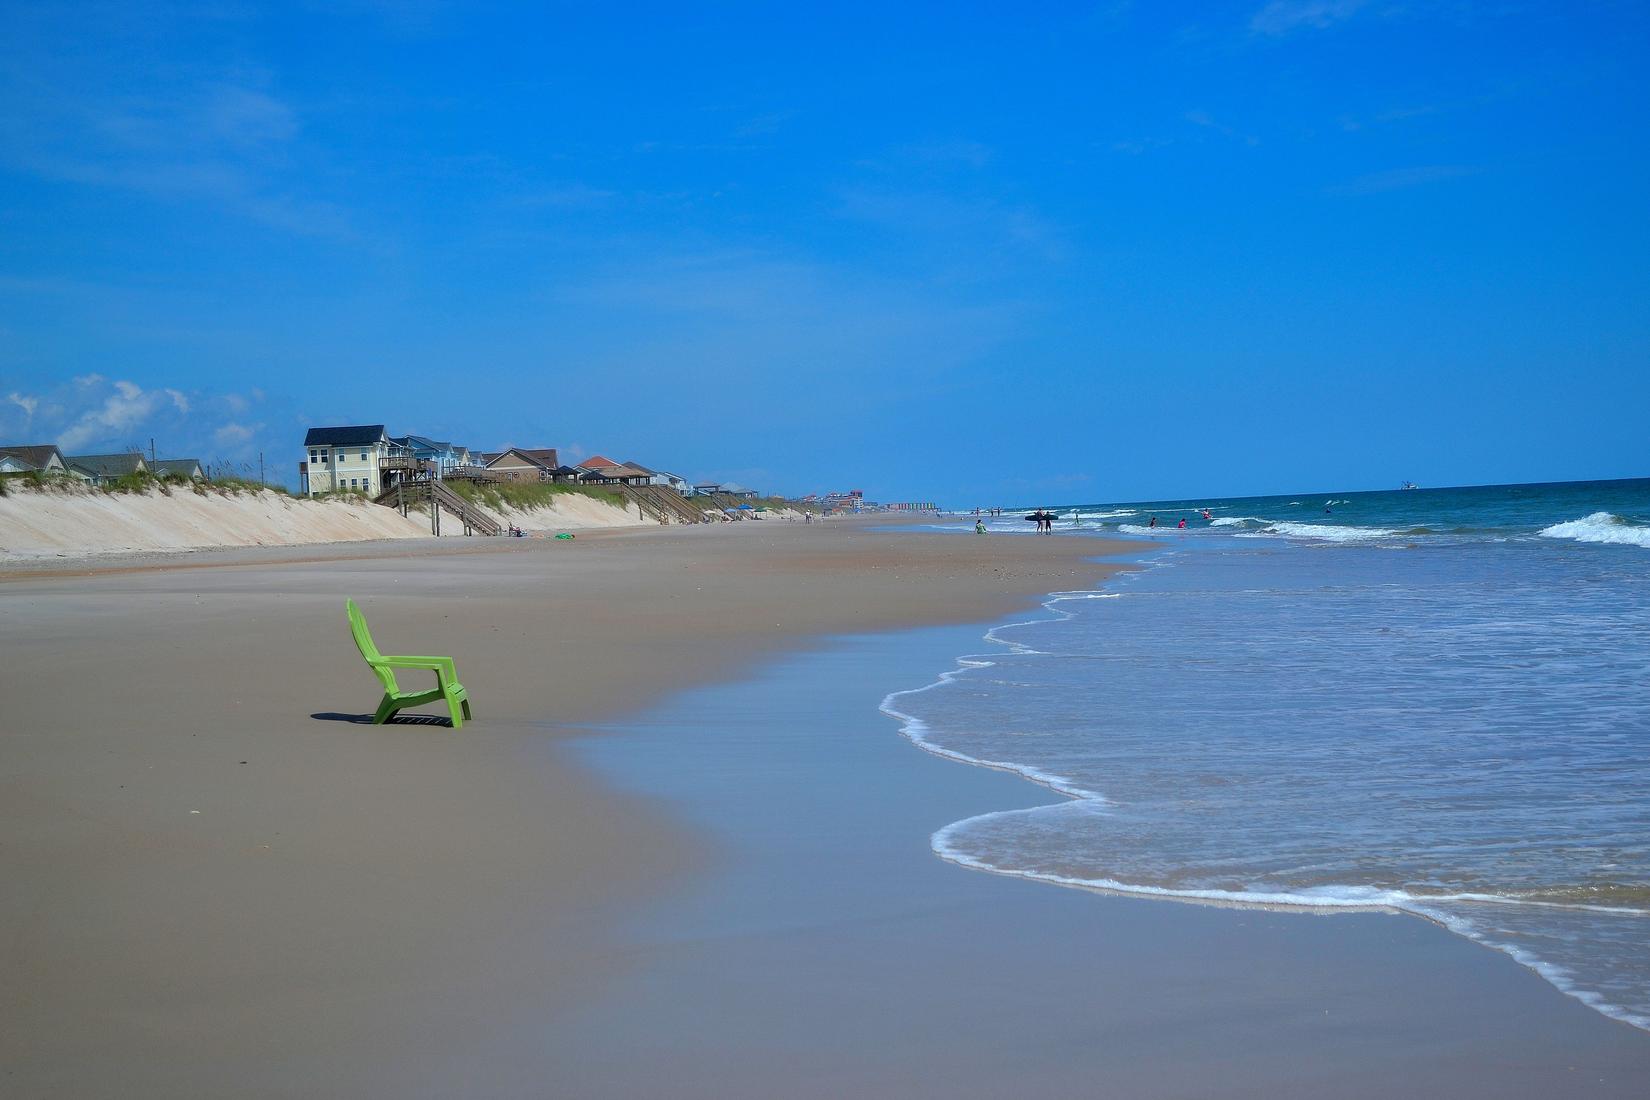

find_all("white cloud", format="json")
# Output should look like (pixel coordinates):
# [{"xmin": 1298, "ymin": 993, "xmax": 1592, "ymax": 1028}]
[
  {"xmin": 165, "ymin": 388, "xmax": 190, "ymax": 413},
  {"xmin": 1251, "ymin": 0, "xmax": 1367, "ymax": 36},
  {"xmin": 7, "ymin": 392, "xmax": 37, "ymax": 417},
  {"xmin": 58, "ymin": 378, "xmax": 168, "ymax": 451},
  {"xmin": 74, "ymin": 373, "xmax": 104, "ymax": 388},
  {"xmin": 214, "ymin": 422, "xmax": 255, "ymax": 445}
]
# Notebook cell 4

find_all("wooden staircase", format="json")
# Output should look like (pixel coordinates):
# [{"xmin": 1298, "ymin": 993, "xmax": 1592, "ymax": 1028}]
[
  {"xmin": 612, "ymin": 484, "xmax": 713, "ymax": 524},
  {"xmin": 376, "ymin": 480, "xmax": 503, "ymax": 536}
]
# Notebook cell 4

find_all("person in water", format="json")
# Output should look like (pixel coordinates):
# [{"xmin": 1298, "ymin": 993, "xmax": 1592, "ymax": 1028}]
[
  {"xmin": 1148, "ymin": 516, "xmax": 1157, "ymax": 528},
  {"xmin": 1178, "ymin": 517, "xmax": 1187, "ymax": 528},
  {"xmin": 975, "ymin": 518, "xmax": 987, "ymax": 534}
]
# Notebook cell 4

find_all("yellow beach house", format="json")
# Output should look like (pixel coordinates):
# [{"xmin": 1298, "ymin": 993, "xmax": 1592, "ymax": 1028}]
[{"xmin": 302, "ymin": 424, "xmax": 409, "ymax": 496}]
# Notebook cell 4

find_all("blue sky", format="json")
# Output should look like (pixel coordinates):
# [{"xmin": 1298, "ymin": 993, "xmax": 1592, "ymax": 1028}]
[{"xmin": 1, "ymin": 1, "xmax": 1645, "ymax": 502}]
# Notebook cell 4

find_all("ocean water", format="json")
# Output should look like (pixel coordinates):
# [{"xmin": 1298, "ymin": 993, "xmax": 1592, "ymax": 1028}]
[{"xmin": 889, "ymin": 479, "xmax": 1650, "ymax": 1030}]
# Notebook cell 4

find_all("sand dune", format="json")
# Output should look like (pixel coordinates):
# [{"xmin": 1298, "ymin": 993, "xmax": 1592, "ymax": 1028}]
[{"xmin": 0, "ymin": 481, "xmax": 644, "ymax": 559}]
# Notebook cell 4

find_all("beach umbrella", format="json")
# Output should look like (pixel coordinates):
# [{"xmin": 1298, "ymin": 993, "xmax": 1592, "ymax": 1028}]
[{"xmin": 738, "ymin": 504, "xmax": 753, "ymax": 510}]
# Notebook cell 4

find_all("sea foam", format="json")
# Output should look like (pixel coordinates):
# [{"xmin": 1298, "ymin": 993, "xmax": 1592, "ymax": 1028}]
[{"xmin": 1538, "ymin": 511, "xmax": 1650, "ymax": 548}]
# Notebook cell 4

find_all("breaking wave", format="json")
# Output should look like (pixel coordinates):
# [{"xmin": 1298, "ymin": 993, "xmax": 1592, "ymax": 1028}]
[{"xmin": 1539, "ymin": 512, "xmax": 1650, "ymax": 549}]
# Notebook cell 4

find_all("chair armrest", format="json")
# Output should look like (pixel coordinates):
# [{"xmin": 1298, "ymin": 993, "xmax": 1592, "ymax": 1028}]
[{"xmin": 381, "ymin": 655, "xmax": 459, "ymax": 680}]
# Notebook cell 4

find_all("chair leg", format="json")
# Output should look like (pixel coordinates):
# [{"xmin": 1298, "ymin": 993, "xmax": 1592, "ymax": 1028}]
[
  {"xmin": 373, "ymin": 694, "xmax": 397, "ymax": 725},
  {"xmin": 461, "ymin": 698, "xmax": 472, "ymax": 721},
  {"xmin": 447, "ymin": 692, "xmax": 464, "ymax": 729}
]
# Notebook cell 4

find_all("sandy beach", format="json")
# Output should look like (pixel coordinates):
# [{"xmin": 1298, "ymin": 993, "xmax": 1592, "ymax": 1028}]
[{"xmin": 4, "ymin": 518, "xmax": 1648, "ymax": 1097}]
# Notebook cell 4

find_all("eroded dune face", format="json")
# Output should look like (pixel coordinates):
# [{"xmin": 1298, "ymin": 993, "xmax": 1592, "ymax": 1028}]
[{"xmin": 0, "ymin": 483, "xmax": 647, "ymax": 559}]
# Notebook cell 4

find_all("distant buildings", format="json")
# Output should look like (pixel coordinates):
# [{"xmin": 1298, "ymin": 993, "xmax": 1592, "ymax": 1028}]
[{"xmin": 0, "ymin": 445, "xmax": 205, "ymax": 486}]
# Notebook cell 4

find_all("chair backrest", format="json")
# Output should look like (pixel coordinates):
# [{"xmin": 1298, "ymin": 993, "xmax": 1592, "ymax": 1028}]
[{"xmin": 346, "ymin": 599, "xmax": 398, "ymax": 692}]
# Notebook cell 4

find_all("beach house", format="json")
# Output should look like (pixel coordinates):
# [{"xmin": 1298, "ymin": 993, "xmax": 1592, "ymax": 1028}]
[
  {"xmin": 627, "ymin": 463, "xmax": 691, "ymax": 494},
  {"xmin": 576, "ymin": 458, "xmax": 651, "ymax": 487},
  {"xmin": 392, "ymin": 435, "xmax": 477, "ymax": 480},
  {"xmin": 302, "ymin": 425, "xmax": 403, "ymax": 497},
  {"xmin": 65, "ymin": 452, "xmax": 149, "ymax": 485},
  {"xmin": 484, "ymin": 447, "xmax": 560, "ymax": 483},
  {"xmin": 0, "ymin": 445, "xmax": 70, "ymax": 476},
  {"xmin": 717, "ymin": 482, "xmax": 759, "ymax": 500},
  {"xmin": 150, "ymin": 458, "xmax": 205, "ymax": 480}
]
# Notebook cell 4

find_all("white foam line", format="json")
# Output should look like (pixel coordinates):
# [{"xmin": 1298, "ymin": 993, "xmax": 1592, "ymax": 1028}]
[
  {"xmin": 880, "ymin": 566, "xmax": 1650, "ymax": 1034},
  {"xmin": 927, "ymin": 816, "xmax": 1650, "ymax": 1032}
]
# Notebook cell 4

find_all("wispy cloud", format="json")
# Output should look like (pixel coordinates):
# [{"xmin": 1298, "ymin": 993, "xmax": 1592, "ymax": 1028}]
[
  {"xmin": 1326, "ymin": 164, "xmax": 1478, "ymax": 195},
  {"xmin": 1111, "ymin": 136, "xmax": 1175, "ymax": 156},
  {"xmin": 0, "ymin": 11, "xmax": 351, "ymax": 239},
  {"xmin": 836, "ymin": 187, "xmax": 1068, "ymax": 264},
  {"xmin": 1185, "ymin": 109, "xmax": 1260, "ymax": 146},
  {"xmin": 546, "ymin": 247, "xmax": 1029, "ymax": 405},
  {"xmin": 1251, "ymin": 0, "xmax": 1368, "ymax": 36},
  {"xmin": 7, "ymin": 392, "xmax": 38, "ymax": 418},
  {"xmin": 516, "ymin": 183, "xmax": 622, "ymax": 210},
  {"xmin": 214, "ymin": 422, "xmax": 258, "ymax": 446},
  {"xmin": 890, "ymin": 140, "xmax": 995, "ymax": 170}
]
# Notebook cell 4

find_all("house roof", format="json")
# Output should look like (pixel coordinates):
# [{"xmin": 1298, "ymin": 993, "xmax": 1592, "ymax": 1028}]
[
  {"xmin": 578, "ymin": 454, "xmax": 619, "ymax": 469},
  {"xmin": 485, "ymin": 447, "xmax": 555, "ymax": 469},
  {"xmin": 0, "ymin": 444, "xmax": 65, "ymax": 470},
  {"xmin": 150, "ymin": 458, "xmax": 203, "ymax": 477},
  {"xmin": 66, "ymin": 453, "xmax": 148, "ymax": 478},
  {"xmin": 392, "ymin": 434, "xmax": 441, "ymax": 450},
  {"xmin": 305, "ymin": 424, "xmax": 387, "ymax": 447}
]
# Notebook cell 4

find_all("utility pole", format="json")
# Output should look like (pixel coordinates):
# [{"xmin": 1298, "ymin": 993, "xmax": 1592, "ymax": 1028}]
[
  {"xmin": 149, "ymin": 438, "xmax": 156, "ymax": 466},
  {"xmin": 259, "ymin": 452, "xmax": 265, "ymax": 487}
]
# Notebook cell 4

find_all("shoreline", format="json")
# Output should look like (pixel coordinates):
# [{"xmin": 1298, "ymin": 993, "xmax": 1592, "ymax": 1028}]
[
  {"xmin": 2, "ymin": 519, "xmax": 1134, "ymax": 1096},
  {"xmin": 564, "ymin": 618, "xmax": 1650, "ymax": 1097},
  {"xmin": 7, "ymin": 518, "xmax": 1647, "ymax": 1095}
]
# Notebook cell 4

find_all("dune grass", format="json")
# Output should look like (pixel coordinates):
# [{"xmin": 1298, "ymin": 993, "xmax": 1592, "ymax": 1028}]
[{"xmin": 446, "ymin": 479, "xmax": 628, "ymax": 512}]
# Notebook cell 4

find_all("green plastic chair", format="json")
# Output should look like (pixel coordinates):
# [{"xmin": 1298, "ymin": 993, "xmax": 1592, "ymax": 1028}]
[{"xmin": 346, "ymin": 598, "xmax": 472, "ymax": 728}]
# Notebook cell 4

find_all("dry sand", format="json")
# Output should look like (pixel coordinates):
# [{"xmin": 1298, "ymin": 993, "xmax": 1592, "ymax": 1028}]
[
  {"xmin": 3, "ymin": 518, "xmax": 1647, "ymax": 1097},
  {"xmin": 0, "ymin": 519, "xmax": 1121, "ymax": 1097}
]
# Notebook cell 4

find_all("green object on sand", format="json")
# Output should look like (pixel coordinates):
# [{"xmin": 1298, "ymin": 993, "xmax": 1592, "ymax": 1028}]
[
  {"xmin": 555, "ymin": 532, "xmax": 575, "ymax": 540},
  {"xmin": 346, "ymin": 598, "xmax": 472, "ymax": 729}
]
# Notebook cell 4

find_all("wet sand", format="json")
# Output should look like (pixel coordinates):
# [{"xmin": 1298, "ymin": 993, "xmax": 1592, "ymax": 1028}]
[{"xmin": 4, "ymin": 518, "xmax": 1648, "ymax": 1096}]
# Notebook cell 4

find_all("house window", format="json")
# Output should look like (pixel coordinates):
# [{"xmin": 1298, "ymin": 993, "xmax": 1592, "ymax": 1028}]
[
  {"xmin": 361, "ymin": 451, "xmax": 368, "ymax": 462},
  {"xmin": 310, "ymin": 450, "xmax": 321, "ymax": 464}
]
